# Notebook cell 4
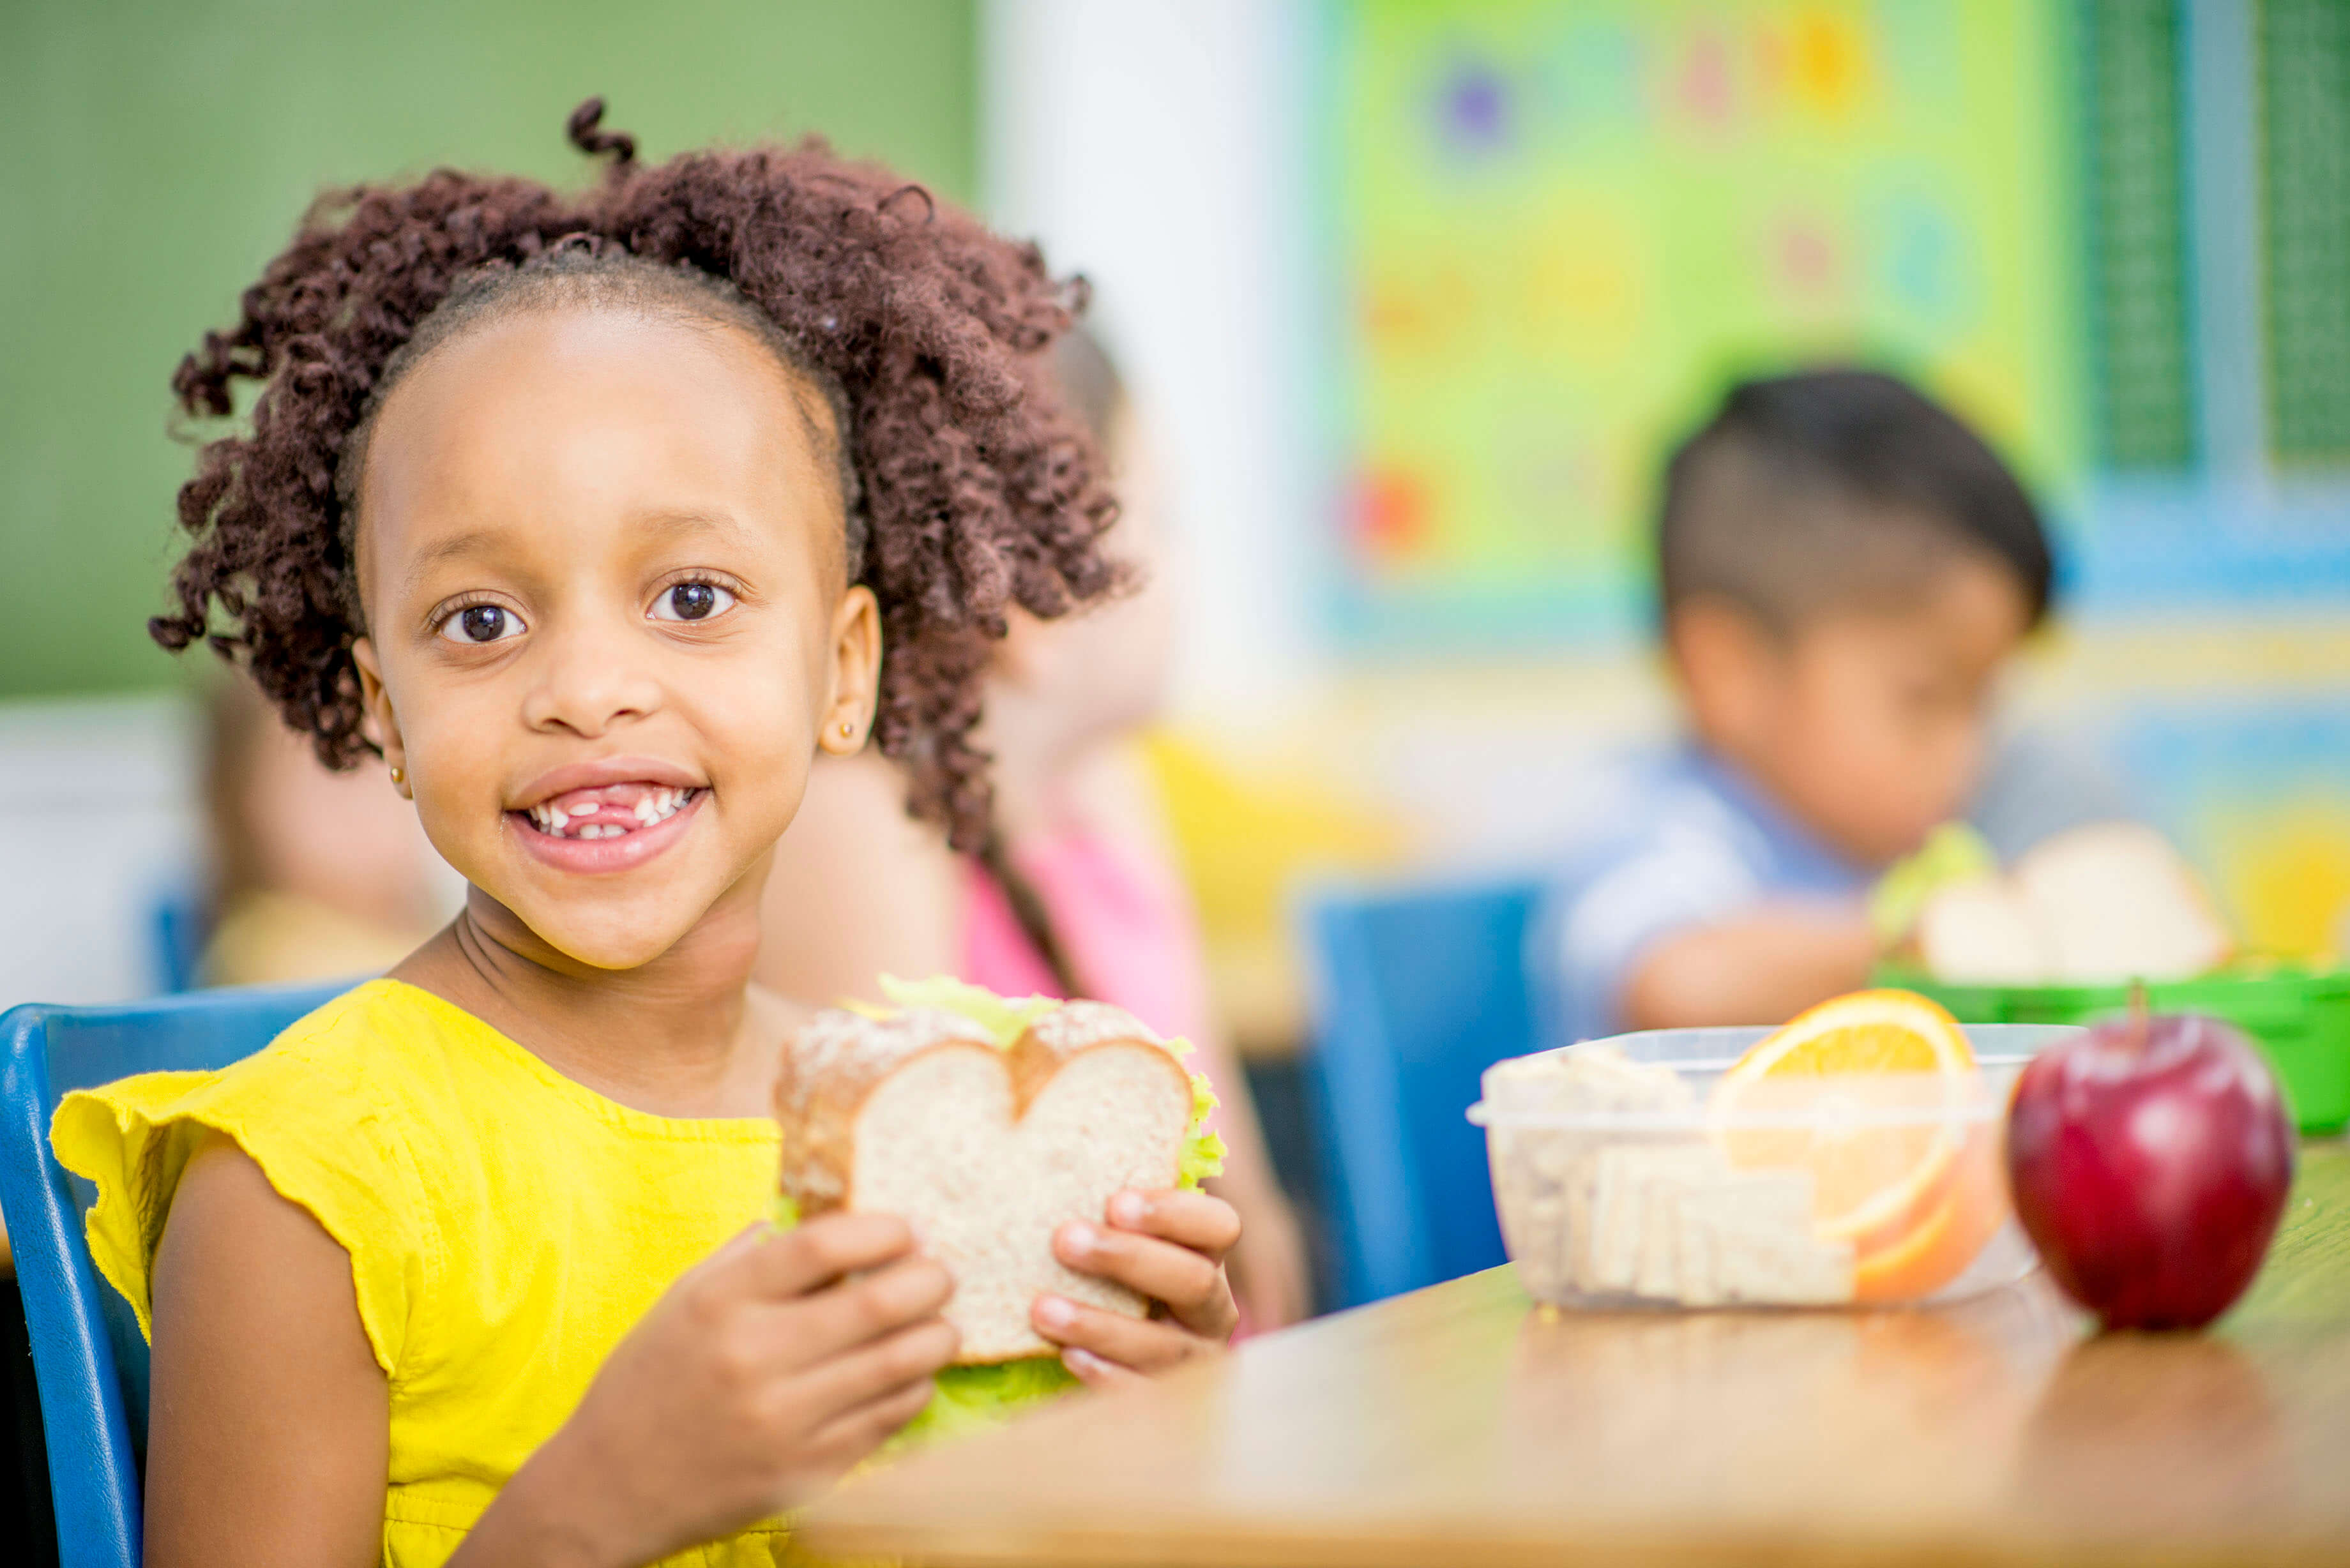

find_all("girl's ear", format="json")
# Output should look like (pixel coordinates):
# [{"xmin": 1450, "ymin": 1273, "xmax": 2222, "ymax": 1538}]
[
  {"xmin": 350, "ymin": 638, "xmax": 413, "ymax": 799},
  {"xmin": 817, "ymin": 585, "xmax": 883, "ymax": 755}
]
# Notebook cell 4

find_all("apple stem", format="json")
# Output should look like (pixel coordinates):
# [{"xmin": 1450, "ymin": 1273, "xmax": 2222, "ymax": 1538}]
[{"xmin": 2128, "ymin": 981, "xmax": 2149, "ymax": 1054}]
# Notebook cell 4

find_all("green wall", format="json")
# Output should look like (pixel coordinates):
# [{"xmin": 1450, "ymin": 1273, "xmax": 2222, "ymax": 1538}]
[{"xmin": 0, "ymin": 0, "xmax": 977, "ymax": 698}]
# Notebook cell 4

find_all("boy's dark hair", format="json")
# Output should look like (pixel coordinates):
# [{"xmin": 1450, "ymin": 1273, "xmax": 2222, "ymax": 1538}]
[
  {"xmin": 1656, "ymin": 369, "xmax": 2054, "ymax": 632},
  {"xmin": 153, "ymin": 100, "xmax": 1118, "ymax": 850}
]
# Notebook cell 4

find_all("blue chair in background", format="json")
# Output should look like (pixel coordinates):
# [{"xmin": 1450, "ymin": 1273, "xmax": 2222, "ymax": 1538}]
[
  {"xmin": 148, "ymin": 890, "xmax": 209, "ymax": 996},
  {"xmin": 1300, "ymin": 877, "xmax": 1547, "ymax": 1308},
  {"xmin": 0, "ymin": 983, "xmax": 340, "ymax": 1568}
]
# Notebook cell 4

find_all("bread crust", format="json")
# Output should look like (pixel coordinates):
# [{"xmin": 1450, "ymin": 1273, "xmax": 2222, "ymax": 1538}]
[
  {"xmin": 771, "ymin": 1000, "xmax": 1195, "ymax": 1305},
  {"xmin": 1004, "ymin": 1000, "xmax": 1192, "ymax": 1135},
  {"xmin": 774, "ymin": 1007, "xmax": 999, "ymax": 1214}
]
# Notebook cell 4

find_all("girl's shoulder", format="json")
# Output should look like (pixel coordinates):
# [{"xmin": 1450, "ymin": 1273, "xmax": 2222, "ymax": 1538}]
[
  {"xmin": 244, "ymin": 974, "xmax": 502, "ymax": 1097},
  {"xmin": 197, "ymin": 968, "xmax": 425, "ymax": 1056},
  {"xmin": 52, "ymin": 977, "xmax": 778, "ymax": 1381},
  {"xmin": 54, "ymin": 978, "xmax": 466, "ymax": 1145},
  {"xmin": 78, "ymin": 977, "xmax": 512, "ymax": 1149},
  {"xmin": 50, "ymin": 978, "xmax": 474, "ymax": 1368}
]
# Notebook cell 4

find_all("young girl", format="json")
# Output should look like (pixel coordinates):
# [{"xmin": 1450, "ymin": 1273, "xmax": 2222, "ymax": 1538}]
[
  {"xmin": 53, "ymin": 103, "xmax": 1241, "ymax": 1568},
  {"xmin": 757, "ymin": 330, "xmax": 1311, "ymax": 1330}
]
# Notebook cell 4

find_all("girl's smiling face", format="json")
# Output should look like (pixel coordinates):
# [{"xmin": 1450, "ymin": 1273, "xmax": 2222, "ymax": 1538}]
[{"xmin": 349, "ymin": 304, "xmax": 878, "ymax": 971}]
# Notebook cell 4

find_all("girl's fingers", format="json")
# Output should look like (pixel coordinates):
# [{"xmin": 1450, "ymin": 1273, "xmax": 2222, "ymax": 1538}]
[
  {"xmin": 792, "ymin": 1317, "xmax": 960, "ymax": 1417},
  {"xmin": 1103, "ymin": 1189, "xmax": 1243, "ymax": 1263},
  {"xmin": 1061, "ymin": 1345, "xmax": 1148, "ymax": 1392},
  {"xmin": 801, "ymin": 1372, "xmax": 938, "ymax": 1463},
  {"xmin": 770, "ymin": 1253, "xmax": 956, "ymax": 1366},
  {"xmin": 1054, "ymin": 1221, "xmax": 1238, "ymax": 1341},
  {"xmin": 1031, "ymin": 1293, "xmax": 1218, "ymax": 1374},
  {"xmin": 739, "ymin": 1212, "xmax": 919, "ymax": 1300}
]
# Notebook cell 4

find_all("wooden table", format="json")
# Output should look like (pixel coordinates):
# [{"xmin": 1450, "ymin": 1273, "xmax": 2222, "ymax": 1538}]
[{"xmin": 800, "ymin": 1147, "xmax": 2350, "ymax": 1567}]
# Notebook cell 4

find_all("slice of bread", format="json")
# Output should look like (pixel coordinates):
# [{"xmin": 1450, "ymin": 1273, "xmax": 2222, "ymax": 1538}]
[
  {"xmin": 2013, "ymin": 821, "xmax": 2231, "ymax": 984},
  {"xmin": 1915, "ymin": 821, "xmax": 2232, "ymax": 987},
  {"xmin": 774, "ymin": 1000, "xmax": 1195, "ymax": 1362},
  {"xmin": 1917, "ymin": 875, "xmax": 2052, "ymax": 984}
]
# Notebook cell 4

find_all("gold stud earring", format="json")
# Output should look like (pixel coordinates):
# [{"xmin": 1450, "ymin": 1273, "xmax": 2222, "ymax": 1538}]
[
  {"xmin": 838, "ymin": 721, "xmax": 856, "ymax": 741},
  {"xmin": 390, "ymin": 765, "xmax": 405, "ymax": 785}
]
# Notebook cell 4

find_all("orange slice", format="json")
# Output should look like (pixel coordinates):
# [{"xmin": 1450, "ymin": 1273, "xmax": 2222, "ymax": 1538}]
[
  {"xmin": 1849, "ymin": 1120, "xmax": 2006, "ymax": 1301},
  {"xmin": 1708, "ymin": 990, "xmax": 1994, "ymax": 1301}
]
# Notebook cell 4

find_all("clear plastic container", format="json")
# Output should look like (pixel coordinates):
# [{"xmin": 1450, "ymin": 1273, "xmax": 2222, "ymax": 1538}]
[{"xmin": 1468, "ymin": 1024, "xmax": 2079, "ymax": 1309}]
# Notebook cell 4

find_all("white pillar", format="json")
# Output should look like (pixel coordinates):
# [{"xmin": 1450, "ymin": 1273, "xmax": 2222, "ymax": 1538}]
[{"xmin": 982, "ymin": 0, "xmax": 1321, "ymax": 728}]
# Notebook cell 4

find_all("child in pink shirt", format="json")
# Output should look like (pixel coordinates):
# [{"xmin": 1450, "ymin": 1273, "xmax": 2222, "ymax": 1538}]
[{"xmin": 760, "ymin": 331, "xmax": 1310, "ymax": 1331}]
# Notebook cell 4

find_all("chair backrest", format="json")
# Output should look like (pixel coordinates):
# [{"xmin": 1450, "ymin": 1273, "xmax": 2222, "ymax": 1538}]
[
  {"xmin": 148, "ymin": 889, "xmax": 209, "ymax": 996},
  {"xmin": 0, "ymin": 984, "xmax": 341, "ymax": 1568},
  {"xmin": 1300, "ymin": 878, "xmax": 1544, "ymax": 1307}
]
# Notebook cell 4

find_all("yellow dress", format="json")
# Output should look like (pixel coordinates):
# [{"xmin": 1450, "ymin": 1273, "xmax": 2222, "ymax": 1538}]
[{"xmin": 51, "ymin": 979, "xmax": 786, "ymax": 1567}]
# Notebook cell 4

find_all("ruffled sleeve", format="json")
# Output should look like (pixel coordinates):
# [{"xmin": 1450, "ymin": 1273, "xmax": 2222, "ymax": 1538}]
[{"xmin": 51, "ymin": 1039, "xmax": 432, "ymax": 1379}]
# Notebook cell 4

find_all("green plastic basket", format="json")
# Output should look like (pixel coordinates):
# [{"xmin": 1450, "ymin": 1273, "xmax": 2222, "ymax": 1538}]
[{"xmin": 1874, "ymin": 965, "xmax": 2350, "ymax": 1136}]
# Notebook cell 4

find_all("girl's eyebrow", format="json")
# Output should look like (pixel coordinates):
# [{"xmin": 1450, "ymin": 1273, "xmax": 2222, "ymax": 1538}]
[
  {"xmin": 401, "ymin": 511, "xmax": 754, "ymax": 591},
  {"xmin": 402, "ymin": 527, "xmax": 508, "ymax": 587},
  {"xmin": 630, "ymin": 509, "xmax": 753, "ymax": 545}
]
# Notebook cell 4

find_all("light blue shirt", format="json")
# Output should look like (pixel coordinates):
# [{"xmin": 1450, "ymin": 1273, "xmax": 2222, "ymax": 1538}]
[
  {"xmin": 1533, "ymin": 732, "xmax": 2134, "ymax": 1044},
  {"xmin": 1533, "ymin": 745, "xmax": 1877, "ymax": 1045}
]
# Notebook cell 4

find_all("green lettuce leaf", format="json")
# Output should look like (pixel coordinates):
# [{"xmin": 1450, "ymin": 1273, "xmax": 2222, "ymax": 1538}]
[
  {"xmin": 1870, "ymin": 822, "xmax": 1998, "ymax": 944},
  {"xmin": 1180, "ymin": 1071, "xmax": 1226, "ymax": 1189},
  {"xmin": 766, "ymin": 1189, "xmax": 800, "ymax": 1232},
  {"xmin": 883, "ymin": 1356, "xmax": 1080, "ymax": 1454},
  {"xmin": 877, "ymin": 973, "xmax": 1058, "ymax": 1047}
]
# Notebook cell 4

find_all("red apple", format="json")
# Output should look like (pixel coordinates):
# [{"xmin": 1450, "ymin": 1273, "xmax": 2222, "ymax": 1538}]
[{"xmin": 2006, "ymin": 1009, "xmax": 2295, "ymax": 1330}]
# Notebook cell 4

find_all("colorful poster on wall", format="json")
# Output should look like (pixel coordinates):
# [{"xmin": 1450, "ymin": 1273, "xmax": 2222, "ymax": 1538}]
[
  {"xmin": 1314, "ymin": 0, "xmax": 2081, "ymax": 648},
  {"xmin": 2117, "ymin": 696, "xmax": 2350, "ymax": 961}
]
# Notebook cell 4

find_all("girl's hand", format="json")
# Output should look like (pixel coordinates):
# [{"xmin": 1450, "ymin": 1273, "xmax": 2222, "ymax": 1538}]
[
  {"xmin": 1033, "ymin": 1189, "xmax": 1241, "ymax": 1389},
  {"xmin": 459, "ymin": 1213, "xmax": 957, "ymax": 1568}
]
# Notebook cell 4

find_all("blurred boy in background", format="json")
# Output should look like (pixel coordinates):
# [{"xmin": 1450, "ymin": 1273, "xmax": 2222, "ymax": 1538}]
[{"xmin": 1540, "ymin": 369, "xmax": 2056, "ymax": 1039}]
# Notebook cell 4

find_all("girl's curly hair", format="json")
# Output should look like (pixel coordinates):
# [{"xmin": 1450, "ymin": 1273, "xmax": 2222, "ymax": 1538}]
[{"xmin": 153, "ymin": 98, "xmax": 1119, "ymax": 850}]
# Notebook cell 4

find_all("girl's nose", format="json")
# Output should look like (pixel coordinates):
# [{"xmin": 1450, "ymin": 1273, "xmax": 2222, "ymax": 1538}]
[{"xmin": 519, "ymin": 622, "xmax": 665, "ymax": 739}]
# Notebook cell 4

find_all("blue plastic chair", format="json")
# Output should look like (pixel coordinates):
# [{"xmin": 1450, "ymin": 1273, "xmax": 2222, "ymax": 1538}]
[
  {"xmin": 148, "ymin": 889, "xmax": 209, "ymax": 996},
  {"xmin": 1300, "ymin": 878, "xmax": 1546, "ymax": 1308},
  {"xmin": 0, "ymin": 983, "xmax": 341, "ymax": 1568}
]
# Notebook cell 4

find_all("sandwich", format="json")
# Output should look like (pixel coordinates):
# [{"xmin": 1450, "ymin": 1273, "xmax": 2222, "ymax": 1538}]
[
  {"xmin": 1914, "ymin": 820, "xmax": 2234, "ymax": 986},
  {"xmin": 771, "ymin": 977, "xmax": 1225, "ymax": 1434},
  {"xmin": 1895, "ymin": 821, "xmax": 2233, "ymax": 986}
]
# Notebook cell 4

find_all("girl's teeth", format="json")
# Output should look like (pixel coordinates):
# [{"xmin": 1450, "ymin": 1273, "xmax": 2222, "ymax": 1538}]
[{"xmin": 526, "ymin": 787, "xmax": 695, "ymax": 838}]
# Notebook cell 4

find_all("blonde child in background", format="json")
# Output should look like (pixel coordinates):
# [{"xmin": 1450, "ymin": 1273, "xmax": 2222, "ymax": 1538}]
[
  {"xmin": 1540, "ymin": 369, "xmax": 2058, "ymax": 1039},
  {"xmin": 199, "ymin": 675, "xmax": 448, "ymax": 986},
  {"xmin": 55, "ymin": 105, "xmax": 1242, "ymax": 1568},
  {"xmin": 760, "ymin": 329, "xmax": 1312, "ymax": 1331}
]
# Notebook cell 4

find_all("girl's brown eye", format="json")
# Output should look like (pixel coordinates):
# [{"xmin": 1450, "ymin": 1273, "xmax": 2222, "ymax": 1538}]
[
  {"xmin": 438, "ymin": 605, "xmax": 522, "ymax": 644},
  {"xmin": 651, "ymin": 582, "xmax": 734, "ymax": 622}
]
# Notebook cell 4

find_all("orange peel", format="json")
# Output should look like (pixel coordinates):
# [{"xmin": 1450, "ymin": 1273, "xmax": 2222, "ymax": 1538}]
[{"xmin": 1708, "ymin": 990, "xmax": 1998, "ymax": 1302}]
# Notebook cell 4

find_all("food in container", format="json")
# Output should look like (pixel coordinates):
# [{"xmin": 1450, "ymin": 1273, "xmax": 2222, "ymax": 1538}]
[{"xmin": 1473, "ymin": 1013, "xmax": 2080, "ymax": 1309}]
